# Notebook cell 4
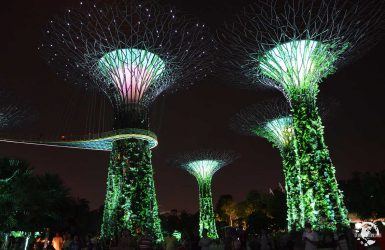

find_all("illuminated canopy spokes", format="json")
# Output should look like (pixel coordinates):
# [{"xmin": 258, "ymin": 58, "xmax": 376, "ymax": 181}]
[
  {"xmin": 186, "ymin": 160, "xmax": 222, "ymax": 180},
  {"xmin": 259, "ymin": 40, "xmax": 339, "ymax": 92},
  {"xmin": 41, "ymin": 0, "xmax": 211, "ymax": 113},
  {"xmin": 98, "ymin": 48, "xmax": 166, "ymax": 103},
  {"xmin": 176, "ymin": 150, "xmax": 237, "ymax": 182},
  {"xmin": 231, "ymin": 99, "xmax": 293, "ymax": 150},
  {"xmin": 263, "ymin": 116, "xmax": 294, "ymax": 148}
]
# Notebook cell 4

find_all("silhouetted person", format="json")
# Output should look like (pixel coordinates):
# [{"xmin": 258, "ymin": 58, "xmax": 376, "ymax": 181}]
[
  {"xmin": 164, "ymin": 232, "xmax": 177, "ymax": 250},
  {"xmin": 198, "ymin": 230, "xmax": 211, "ymax": 250},
  {"xmin": 69, "ymin": 236, "xmax": 81, "ymax": 250},
  {"xmin": 117, "ymin": 231, "xmax": 131, "ymax": 250},
  {"xmin": 191, "ymin": 233, "xmax": 200, "ymax": 250},
  {"xmin": 138, "ymin": 230, "xmax": 153, "ymax": 250},
  {"xmin": 302, "ymin": 223, "xmax": 318, "ymax": 250},
  {"xmin": 238, "ymin": 228, "xmax": 247, "ymax": 249},
  {"xmin": 52, "ymin": 233, "xmax": 64, "ymax": 250},
  {"xmin": 232, "ymin": 235, "xmax": 241, "ymax": 250},
  {"xmin": 258, "ymin": 230, "xmax": 273, "ymax": 250}
]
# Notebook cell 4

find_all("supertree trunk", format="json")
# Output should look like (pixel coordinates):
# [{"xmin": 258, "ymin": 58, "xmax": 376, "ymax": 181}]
[
  {"xmin": 281, "ymin": 147, "xmax": 304, "ymax": 231},
  {"xmin": 101, "ymin": 138, "xmax": 163, "ymax": 242},
  {"xmin": 101, "ymin": 157, "xmax": 124, "ymax": 239},
  {"xmin": 197, "ymin": 178, "xmax": 218, "ymax": 239},
  {"xmin": 290, "ymin": 92, "xmax": 349, "ymax": 230}
]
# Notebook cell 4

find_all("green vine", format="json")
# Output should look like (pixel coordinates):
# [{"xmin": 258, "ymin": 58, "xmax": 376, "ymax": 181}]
[
  {"xmin": 290, "ymin": 90, "xmax": 349, "ymax": 230},
  {"xmin": 198, "ymin": 177, "xmax": 219, "ymax": 239},
  {"xmin": 101, "ymin": 138, "xmax": 163, "ymax": 242}
]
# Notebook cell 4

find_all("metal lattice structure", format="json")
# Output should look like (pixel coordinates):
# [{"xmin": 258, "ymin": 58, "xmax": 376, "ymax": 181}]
[
  {"xmin": 0, "ymin": 105, "xmax": 25, "ymax": 129},
  {"xmin": 220, "ymin": 0, "xmax": 385, "ymax": 230},
  {"xmin": 40, "ymin": 0, "xmax": 211, "ymax": 241},
  {"xmin": 0, "ymin": 93, "xmax": 32, "ymax": 130},
  {"xmin": 175, "ymin": 150, "xmax": 237, "ymax": 239},
  {"xmin": 40, "ymin": 0, "xmax": 210, "ymax": 129}
]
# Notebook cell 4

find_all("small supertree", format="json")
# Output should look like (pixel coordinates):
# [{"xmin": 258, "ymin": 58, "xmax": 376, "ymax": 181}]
[
  {"xmin": 0, "ymin": 104, "xmax": 25, "ymax": 129},
  {"xmin": 40, "ymin": 0, "xmax": 210, "ymax": 241},
  {"xmin": 220, "ymin": 0, "xmax": 384, "ymax": 230},
  {"xmin": 231, "ymin": 99, "xmax": 304, "ymax": 230},
  {"xmin": 0, "ymin": 92, "xmax": 33, "ymax": 130},
  {"xmin": 175, "ymin": 150, "xmax": 237, "ymax": 239}
]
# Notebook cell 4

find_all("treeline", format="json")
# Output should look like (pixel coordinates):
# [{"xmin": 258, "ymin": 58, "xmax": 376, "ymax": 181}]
[
  {"xmin": 2, "ymin": 156, "xmax": 383, "ymax": 236},
  {"xmin": 215, "ymin": 190, "xmax": 287, "ymax": 233},
  {"xmin": 0, "ymin": 158, "xmax": 100, "ymax": 235},
  {"xmin": 340, "ymin": 171, "xmax": 385, "ymax": 219},
  {"xmin": 212, "ymin": 171, "xmax": 385, "ymax": 233},
  {"xmin": 160, "ymin": 189, "xmax": 287, "ymax": 238}
]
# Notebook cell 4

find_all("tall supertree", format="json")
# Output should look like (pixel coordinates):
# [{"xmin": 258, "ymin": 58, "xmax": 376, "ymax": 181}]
[
  {"xmin": 40, "ymin": 0, "xmax": 210, "ymax": 241},
  {"xmin": 231, "ymin": 100, "xmax": 304, "ymax": 230},
  {"xmin": 220, "ymin": 0, "xmax": 385, "ymax": 230},
  {"xmin": 174, "ymin": 150, "xmax": 237, "ymax": 239}
]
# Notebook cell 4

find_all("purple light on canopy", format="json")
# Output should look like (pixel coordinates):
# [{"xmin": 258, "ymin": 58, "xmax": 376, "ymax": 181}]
[{"xmin": 98, "ymin": 48, "xmax": 165, "ymax": 103}]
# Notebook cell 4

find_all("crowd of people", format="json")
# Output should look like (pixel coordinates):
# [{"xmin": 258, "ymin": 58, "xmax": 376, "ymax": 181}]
[
  {"xmin": 1, "ymin": 231, "xmax": 98, "ymax": 250},
  {"xmin": 2, "ymin": 222, "xmax": 385, "ymax": 250}
]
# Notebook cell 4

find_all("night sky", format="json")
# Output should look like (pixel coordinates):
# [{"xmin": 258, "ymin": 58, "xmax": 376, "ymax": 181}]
[{"xmin": 0, "ymin": 0, "xmax": 384, "ymax": 213}]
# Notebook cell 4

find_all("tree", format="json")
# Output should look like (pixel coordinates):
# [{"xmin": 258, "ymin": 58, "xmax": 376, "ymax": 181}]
[
  {"xmin": 0, "ymin": 158, "xmax": 32, "ymax": 231},
  {"xmin": 0, "ymin": 157, "xmax": 97, "ymax": 234},
  {"xmin": 215, "ymin": 195, "xmax": 238, "ymax": 226},
  {"xmin": 340, "ymin": 171, "xmax": 385, "ymax": 219},
  {"xmin": 247, "ymin": 211, "xmax": 271, "ymax": 234},
  {"xmin": 265, "ymin": 189, "xmax": 287, "ymax": 230},
  {"xmin": 237, "ymin": 191, "xmax": 266, "ymax": 226}
]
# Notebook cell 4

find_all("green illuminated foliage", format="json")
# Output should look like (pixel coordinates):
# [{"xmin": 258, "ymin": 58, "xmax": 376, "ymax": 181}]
[
  {"xmin": 176, "ymin": 152, "xmax": 236, "ymax": 239},
  {"xmin": 290, "ymin": 95, "xmax": 349, "ymax": 230},
  {"xmin": 223, "ymin": 0, "xmax": 385, "ymax": 232},
  {"xmin": 185, "ymin": 160, "xmax": 220, "ymax": 239},
  {"xmin": 254, "ymin": 117, "xmax": 304, "ymax": 230},
  {"xmin": 258, "ymin": 40, "xmax": 342, "ymax": 94},
  {"xmin": 256, "ymin": 39, "xmax": 349, "ymax": 230},
  {"xmin": 197, "ymin": 177, "xmax": 218, "ymax": 239},
  {"xmin": 233, "ymin": 102, "xmax": 304, "ymax": 230},
  {"xmin": 101, "ymin": 138, "xmax": 163, "ymax": 242}
]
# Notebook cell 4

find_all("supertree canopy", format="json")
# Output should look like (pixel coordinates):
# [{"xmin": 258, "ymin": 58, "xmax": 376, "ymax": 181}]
[
  {"xmin": 220, "ymin": 0, "xmax": 385, "ymax": 230},
  {"xmin": 175, "ymin": 150, "xmax": 237, "ymax": 239},
  {"xmin": 97, "ymin": 48, "xmax": 165, "ymax": 104},
  {"xmin": 231, "ymin": 100, "xmax": 303, "ymax": 230},
  {"xmin": 40, "ymin": 0, "xmax": 210, "ymax": 241}
]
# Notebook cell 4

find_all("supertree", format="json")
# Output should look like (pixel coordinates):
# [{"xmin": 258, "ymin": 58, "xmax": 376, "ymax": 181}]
[
  {"xmin": 0, "ymin": 92, "xmax": 33, "ymax": 130},
  {"xmin": 174, "ymin": 150, "xmax": 237, "ymax": 239},
  {"xmin": 231, "ymin": 99, "xmax": 304, "ymax": 230},
  {"xmin": 0, "ymin": 104, "xmax": 26, "ymax": 129},
  {"xmin": 220, "ymin": 0, "xmax": 385, "ymax": 230},
  {"xmin": 39, "ymin": 0, "xmax": 210, "ymax": 241}
]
